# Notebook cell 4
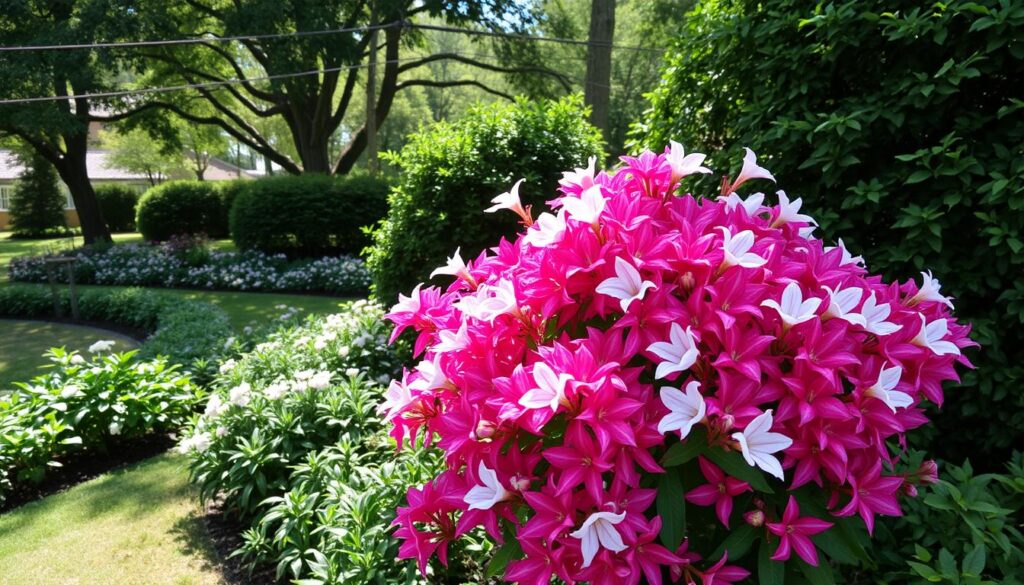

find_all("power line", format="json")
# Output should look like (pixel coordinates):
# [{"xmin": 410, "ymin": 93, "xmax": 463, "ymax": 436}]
[
  {"xmin": 0, "ymin": 21, "xmax": 401, "ymax": 52},
  {"xmin": 0, "ymin": 20, "xmax": 665, "ymax": 55}
]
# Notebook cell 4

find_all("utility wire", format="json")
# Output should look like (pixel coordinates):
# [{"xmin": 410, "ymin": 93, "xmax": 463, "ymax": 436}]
[{"xmin": 0, "ymin": 20, "xmax": 664, "ymax": 54}]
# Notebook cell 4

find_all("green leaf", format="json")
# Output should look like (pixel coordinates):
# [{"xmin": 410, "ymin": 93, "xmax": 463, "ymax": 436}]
[
  {"xmin": 711, "ymin": 523, "xmax": 758, "ymax": 563},
  {"xmin": 663, "ymin": 427, "xmax": 707, "ymax": 466},
  {"xmin": 485, "ymin": 539, "xmax": 522, "ymax": 578},
  {"xmin": 799, "ymin": 559, "xmax": 837, "ymax": 585},
  {"xmin": 906, "ymin": 170, "xmax": 932, "ymax": 184},
  {"xmin": 705, "ymin": 448, "xmax": 774, "ymax": 493},
  {"xmin": 962, "ymin": 544, "xmax": 985, "ymax": 576},
  {"xmin": 759, "ymin": 540, "xmax": 785, "ymax": 585},
  {"xmin": 657, "ymin": 470, "xmax": 686, "ymax": 549}
]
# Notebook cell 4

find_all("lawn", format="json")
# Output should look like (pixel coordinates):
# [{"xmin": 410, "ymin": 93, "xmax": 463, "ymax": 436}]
[
  {"xmin": 0, "ymin": 453, "xmax": 226, "ymax": 585},
  {"xmin": 0, "ymin": 320, "xmax": 140, "ymax": 388}
]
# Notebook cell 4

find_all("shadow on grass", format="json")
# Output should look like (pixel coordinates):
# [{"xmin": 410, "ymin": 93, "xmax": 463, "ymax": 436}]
[{"xmin": 170, "ymin": 512, "xmax": 222, "ymax": 574}]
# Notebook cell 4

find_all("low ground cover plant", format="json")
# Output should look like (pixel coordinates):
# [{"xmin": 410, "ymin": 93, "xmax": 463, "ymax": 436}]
[
  {"xmin": 382, "ymin": 146, "xmax": 973, "ymax": 583},
  {"xmin": 8, "ymin": 238, "xmax": 370, "ymax": 296},
  {"xmin": 0, "ymin": 347, "xmax": 200, "ymax": 505}
]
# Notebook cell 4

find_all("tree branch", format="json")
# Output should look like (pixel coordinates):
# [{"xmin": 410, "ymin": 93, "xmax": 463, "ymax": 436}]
[
  {"xmin": 396, "ymin": 79, "xmax": 515, "ymax": 101},
  {"xmin": 399, "ymin": 52, "xmax": 573, "ymax": 92}
]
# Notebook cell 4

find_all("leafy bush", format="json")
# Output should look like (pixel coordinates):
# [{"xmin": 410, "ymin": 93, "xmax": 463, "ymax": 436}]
[
  {"xmin": 93, "ymin": 184, "xmax": 139, "ymax": 232},
  {"xmin": 0, "ymin": 285, "xmax": 235, "ymax": 382},
  {"xmin": 365, "ymin": 95, "xmax": 604, "ymax": 304},
  {"xmin": 872, "ymin": 453, "xmax": 1024, "ymax": 584},
  {"xmin": 8, "ymin": 150, "xmax": 67, "ymax": 238},
  {"xmin": 229, "ymin": 174, "xmax": 389, "ymax": 258},
  {"xmin": 0, "ymin": 348, "xmax": 200, "ymax": 505},
  {"xmin": 9, "ymin": 242, "xmax": 370, "ymax": 296},
  {"xmin": 633, "ymin": 0, "xmax": 1024, "ymax": 466},
  {"xmin": 136, "ymin": 180, "xmax": 229, "ymax": 241},
  {"xmin": 178, "ymin": 302, "xmax": 436, "ymax": 584}
]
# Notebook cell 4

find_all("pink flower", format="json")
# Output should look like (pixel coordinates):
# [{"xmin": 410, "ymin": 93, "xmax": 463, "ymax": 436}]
[
  {"xmin": 836, "ymin": 461, "xmax": 904, "ymax": 535},
  {"xmin": 685, "ymin": 457, "xmax": 752, "ymax": 527},
  {"xmin": 767, "ymin": 496, "xmax": 832, "ymax": 566}
]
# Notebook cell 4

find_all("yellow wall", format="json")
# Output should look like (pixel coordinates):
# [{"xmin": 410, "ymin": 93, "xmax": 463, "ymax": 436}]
[{"xmin": 0, "ymin": 210, "xmax": 80, "ymax": 230}]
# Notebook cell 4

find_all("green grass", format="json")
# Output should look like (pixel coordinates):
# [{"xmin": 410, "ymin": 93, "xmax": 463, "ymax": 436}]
[
  {"xmin": 0, "ymin": 320, "xmax": 140, "ymax": 389},
  {"xmin": 0, "ymin": 452, "xmax": 226, "ymax": 585}
]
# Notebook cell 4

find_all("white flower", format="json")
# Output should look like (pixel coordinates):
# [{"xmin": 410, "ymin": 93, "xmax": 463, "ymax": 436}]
[
  {"xmin": 911, "ymin": 315, "xmax": 961, "ymax": 356},
  {"xmin": 657, "ymin": 381, "xmax": 706, "ymax": 439},
  {"xmin": 761, "ymin": 282, "xmax": 822, "ymax": 328},
  {"xmin": 825, "ymin": 238, "xmax": 865, "ymax": 268},
  {"xmin": 720, "ymin": 191, "xmax": 765, "ymax": 216},
  {"xmin": 204, "ymin": 395, "xmax": 227, "ymax": 418},
  {"xmin": 523, "ymin": 210, "xmax": 567, "ymax": 248},
  {"xmin": 430, "ymin": 247, "xmax": 468, "ymax": 280},
  {"xmin": 435, "ymin": 320, "xmax": 470, "ymax": 353},
  {"xmin": 219, "ymin": 359, "xmax": 237, "ymax": 374},
  {"xmin": 60, "ymin": 384, "xmax": 82, "ymax": 399},
  {"xmin": 647, "ymin": 323, "xmax": 700, "ymax": 380},
  {"xmin": 229, "ymin": 382, "xmax": 252, "ymax": 407},
  {"xmin": 455, "ymin": 279, "xmax": 518, "ymax": 322},
  {"xmin": 390, "ymin": 283, "xmax": 422, "ymax": 315},
  {"xmin": 309, "ymin": 371, "xmax": 333, "ymax": 389},
  {"xmin": 69, "ymin": 354, "xmax": 85, "ymax": 365},
  {"xmin": 338, "ymin": 346, "xmax": 351, "ymax": 357},
  {"xmin": 728, "ymin": 147, "xmax": 775, "ymax": 193},
  {"xmin": 908, "ymin": 270, "xmax": 954, "ymax": 309},
  {"xmin": 865, "ymin": 364, "xmax": 913, "ymax": 412},
  {"xmin": 560, "ymin": 184, "xmax": 607, "ymax": 225},
  {"xmin": 88, "ymin": 340, "xmax": 115, "ymax": 353},
  {"xmin": 345, "ymin": 368, "xmax": 360, "ymax": 378},
  {"xmin": 264, "ymin": 382, "xmax": 288, "ymax": 400},
  {"xmin": 409, "ymin": 356, "xmax": 448, "ymax": 392},
  {"xmin": 858, "ymin": 292, "xmax": 902, "ymax": 336},
  {"xmin": 770, "ymin": 190, "xmax": 816, "ymax": 228},
  {"xmin": 216, "ymin": 426, "xmax": 228, "ymax": 437},
  {"xmin": 378, "ymin": 379, "xmax": 414, "ymax": 422},
  {"xmin": 463, "ymin": 462, "xmax": 511, "ymax": 511},
  {"xmin": 190, "ymin": 433, "xmax": 211, "ymax": 453},
  {"xmin": 822, "ymin": 284, "xmax": 867, "ymax": 326},
  {"xmin": 570, "ymin": 510, "xmax": 628, "ymax": 568},
  {"xmin": 595, "ymin": 257, "xmax": 657, "ymax": 312},
  {"xmin": 108, "ymin": 422, "xmax": 121, "ymax": 436},
  {"xmin": 559, "ymin": 156, "xmax": 597, "ymax": 191},
  {"xmin": 719, "ymin": 227, "xmax": 768, "ymax": 269},
  {"xmin": 295, "ymin": 369, "xmax": 315, "ymax": 381},
  {"xmin": 485, "ymin": 178, "xmax": 528, "ymax": 219},
  {"xmin": 519, "ymin": 362, "xmax": 573, "ymax": 412},
  {"xmin": 665, "ymin": 141, "xmax": 712, "ymax": 182},
  {"xmin": 731, "ymin": 409, "xmax": 792, "ymax": 480}
]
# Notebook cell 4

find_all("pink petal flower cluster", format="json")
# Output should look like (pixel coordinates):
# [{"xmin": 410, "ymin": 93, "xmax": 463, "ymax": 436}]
[{"xmin": 384, "ymin": 145, "xmax": 973, "ymax": 583}]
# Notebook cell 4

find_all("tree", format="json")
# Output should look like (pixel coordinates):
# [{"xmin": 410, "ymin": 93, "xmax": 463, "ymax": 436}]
[
  {"xmin": 584, "ymin": 0, "xmax": 615, "ymax": 141},
  {"xmin": 103, "ymin": 129, "xmax": 185, "ymax": 186},
  {"xmin": 0, "ymin": 0, "xmax": 148, "ymax": 244},
  {"xmin": 8, "ymin": 150, "xmax": 67, "ymax": 238},
  {"xmin": 132, "ymin": 0, "xmax": 567, "ymax": 175}
]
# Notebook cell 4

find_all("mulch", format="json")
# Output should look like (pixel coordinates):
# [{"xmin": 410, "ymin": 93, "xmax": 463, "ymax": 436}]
[
  {"xmin": 201, "ymin": 499, "xmax": 279, "ymax": 585},
  {"xmin": 0, "ymin": 433, "xmax": 175, "ymax": 513}
]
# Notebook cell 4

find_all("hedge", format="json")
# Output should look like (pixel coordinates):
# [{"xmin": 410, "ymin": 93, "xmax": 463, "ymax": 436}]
[
  {"xmin": 94, "ymin": 184, "xmax": 139, "ymax": 233},
  {"xmin": 229, "ymin": 174, "xmax": 389, "ymax": 258},
  {"xmin": 136, "ymin": 180, "xmax": 234, "ymax": 241}
]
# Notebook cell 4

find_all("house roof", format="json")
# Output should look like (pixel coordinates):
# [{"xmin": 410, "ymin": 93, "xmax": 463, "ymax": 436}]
[{"xmin": 0, "ymin": 149, "xmax": 258, "ymax": 181}]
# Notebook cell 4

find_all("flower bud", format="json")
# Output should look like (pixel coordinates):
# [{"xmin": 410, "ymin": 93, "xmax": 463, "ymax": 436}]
[
  {"xmin": 510, "ymin": 474, "xmax": 531, "ymax": 491},
  {"xmin": 902, "ymin": 483, "xmax": 918, "ymax": 498},
  {"xmin": 680, "ymin": 271, "xmax": 696, "ymax": 293},
  {"xmin": 475, "ymin": 420, "xmax": 497, "ymax": 440},
  {"xmin": 744, "ymin": 509, "xmax": 765, "ymax": 527},
  {"xmin": 917, "ymin": 460, "xmax": 939, "ymax": 484},
  {"xmin": 719, "ymin": 414, "xmax": 736, "ymax": 433}
]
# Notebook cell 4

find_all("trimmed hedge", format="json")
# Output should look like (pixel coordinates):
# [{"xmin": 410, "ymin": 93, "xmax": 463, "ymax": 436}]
[
  {"xmin": 365, "ymin": 95, "xmax": 605, "ymax": 304},
  {"xmin": 633, "ymin": 0, "xmax": 1024, "ymax": 468},
  {"xmin": 94, "ymin": 184, "xmax": 139, "ymax": 232},
  {"xmin": 229, "ymin": 174, "xmax": 389, "ymax": 258},
  {"xmin": 136, "ymin": 181, "xmax": 233, "ymax": 241}
]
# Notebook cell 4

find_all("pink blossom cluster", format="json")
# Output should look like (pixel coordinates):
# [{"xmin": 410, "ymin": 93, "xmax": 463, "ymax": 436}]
[{"xmin": 382, "ymin": 145, "xmax": 972, "ymax": 584}]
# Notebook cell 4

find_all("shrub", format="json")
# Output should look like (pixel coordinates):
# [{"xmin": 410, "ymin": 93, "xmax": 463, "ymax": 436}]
[
  {"xmin": 0, "ymin": 348, "xmax": 200, "ymax": 505},
  {"xmin": 365, "ymin": 95, "xmax": 604, "ymax": 304},
  {"xmin": 9, "ymin": 242, "xmax": 371, "ymax": 296},
  {"xmin": 229, "ymin": 174, "xmax": 389, "ymax": 258},
  {"xmin": 381, "ymin": 148, "xmax": 973, "ymax": 581},
  {"xmin": 8, "ymin": 151, "xmax": 67, "ymax": 238},
  {"xmin": 214, "ymin": 180, "xmax": 246, "ymax": 236},
  {"xmin": 632, "ymin": 0, "xmax": 1024, "ymax": 467},
  {"xmin": 93, "ymin": 184, "xmax": 139, "ymax": 232},
  {"xmin": 136, "ymin": 180, "xmax": 229, "ymax": 241}
]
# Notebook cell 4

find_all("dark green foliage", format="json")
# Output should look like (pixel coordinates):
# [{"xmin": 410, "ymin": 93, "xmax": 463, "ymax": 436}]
[
  {"xmin": 214, "ymin": 180, "xmax": 245, "ymax": 237},
  {"xmin": 634, "ymin": 0, "xmax": 1024, "ymax": 467},
  {"xmin": 8, "ymin": 151, "xmax": 67, "ymax": 238},
  {"xmin": 93, "ymin": 184, "xmax": 138, "ymax": 232},
  {"xmin": 136, "ymin": 181, "xmax": 230, "ymax": 241},
  {"xmin": 229, "ymin": 174, "xmax": 389, "ymax": 258},
  {"xmin": 366, "ymin": 95, "xmax": 605, "ymax": 304}
]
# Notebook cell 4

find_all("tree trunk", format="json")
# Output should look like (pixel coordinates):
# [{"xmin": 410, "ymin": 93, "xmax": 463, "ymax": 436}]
[
  {"xmin": 585, "ymin": 0, "xmax": 615, "ymax": 143},
  {"xmin": 58, "ymin": 132, "xmax": 111, "ymax": 245}
]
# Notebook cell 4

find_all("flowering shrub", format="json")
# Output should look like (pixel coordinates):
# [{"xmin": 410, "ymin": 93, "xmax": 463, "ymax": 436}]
[
  {"xmin": 0, "ymin": 347, "xmax": 200, "ymax": 505},
  {"xmin": 382, "ymin": 146, "xmax": 974, "ymax": 582},
  {"xmin": 9, "ymin": 242, "xmax": 370, "ymax": 296}
]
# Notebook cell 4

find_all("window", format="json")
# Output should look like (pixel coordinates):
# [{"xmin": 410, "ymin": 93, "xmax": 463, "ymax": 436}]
[{"xmin": 0, "ymin": 185, "xmax": 13, "ymax": 211}]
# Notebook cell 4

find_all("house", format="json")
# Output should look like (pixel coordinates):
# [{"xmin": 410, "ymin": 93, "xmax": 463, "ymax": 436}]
[{"xmin": 0, "ymin": 149, "xmax": 257, "ymax": 229}]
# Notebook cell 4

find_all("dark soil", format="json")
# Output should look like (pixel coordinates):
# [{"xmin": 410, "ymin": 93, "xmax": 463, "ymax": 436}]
[
  {"xmin": 202, "ymin": 499, "xmax": 279, "ymax": 585},
  {"xmin": 0, "ymin": 433, "xmax": 174, "ymax": 513}
]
